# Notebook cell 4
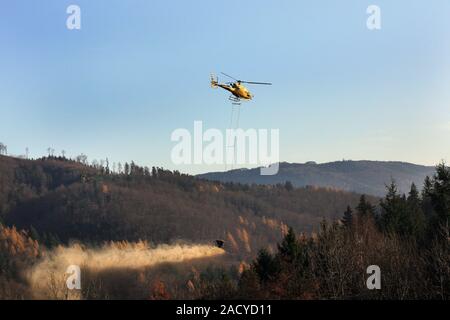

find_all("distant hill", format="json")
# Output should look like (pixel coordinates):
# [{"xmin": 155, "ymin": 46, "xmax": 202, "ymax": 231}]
[
  {"xmin": 0, "ymin": 155, "xmax": 373, "ymax": 258},
  {"xmin": 197, "ymin": 161, "xmax": 436, "ymax": 197}
]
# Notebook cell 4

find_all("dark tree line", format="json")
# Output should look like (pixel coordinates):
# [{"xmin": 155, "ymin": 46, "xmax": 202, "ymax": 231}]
[{"xmin": 200, "ymin": 163, "xmax": 449, "ymax": 300}]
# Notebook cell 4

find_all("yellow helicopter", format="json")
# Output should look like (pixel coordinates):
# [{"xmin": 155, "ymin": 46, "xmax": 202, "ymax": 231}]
[{"xmin": 211, "ymin": 72, "xmax": 272, "ymax": 104}]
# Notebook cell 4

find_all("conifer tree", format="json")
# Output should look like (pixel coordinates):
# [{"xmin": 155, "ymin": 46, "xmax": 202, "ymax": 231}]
[
  {"xmin": 356, "ymin": 195, "xmax": 375, "ymax": 218},
  {"xmin": 425, "ymin": 162, "xmax": 450, "ymax": 241},
  {"xmin": 342, "ymin": 205, "xmax": 353, "ymax": 227},
  {"xmin": 277, "ymin": 227, "xmax": 300, "ymax": 263},
  {"xmin": 252, "ymin": 249, "xmax": 279, "ymax": 282},
  {"xmin": 405, "ymin": 183, "xmax": 426, "ymax": 238}
]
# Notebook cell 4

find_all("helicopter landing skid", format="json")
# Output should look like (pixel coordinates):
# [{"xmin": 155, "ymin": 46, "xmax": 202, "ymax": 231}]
[{"xmin": 228, "ymin": 95, "xmax": 241, "ymax": 105}]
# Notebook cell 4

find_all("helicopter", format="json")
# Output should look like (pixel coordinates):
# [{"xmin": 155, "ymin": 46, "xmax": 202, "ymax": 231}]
[{"xmin": 211, "ymin": 72, "xmax": 272, "ymax": 104}]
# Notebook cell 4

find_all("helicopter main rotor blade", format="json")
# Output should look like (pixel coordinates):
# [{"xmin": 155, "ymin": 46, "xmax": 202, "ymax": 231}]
[
  {"xmin": 221, "ymin": 72, "xmax": 272, "ymax": 85},
  {"xmin": 221, "ymin": 72, "xmax": 239, "ymax": 81},
  {"xmin": 240, "ymin": 81, "xmax": 272, "ymax": 85}
]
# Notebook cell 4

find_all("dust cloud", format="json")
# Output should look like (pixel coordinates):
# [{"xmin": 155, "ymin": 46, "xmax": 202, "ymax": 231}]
[{"xmin": 27, "ymin": 242, "xmax": 225, "ymax": 299}]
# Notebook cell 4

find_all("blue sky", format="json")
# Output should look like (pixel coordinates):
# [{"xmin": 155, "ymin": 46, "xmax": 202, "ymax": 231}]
[{"xmin": 0, "ymin": 1, "xmax": 449, "ymax": 174}]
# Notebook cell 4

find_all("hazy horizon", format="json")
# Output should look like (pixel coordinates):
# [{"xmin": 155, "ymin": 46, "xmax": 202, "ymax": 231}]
[{"xmin": 1, "ymin": 1, "xmax": 449, "ymax": 175}]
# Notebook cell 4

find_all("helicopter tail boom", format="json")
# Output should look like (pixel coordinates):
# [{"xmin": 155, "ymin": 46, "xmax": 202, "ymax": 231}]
[{"xmin": 210, "ymin": 74, "xmax": 218, "ymax": 88}]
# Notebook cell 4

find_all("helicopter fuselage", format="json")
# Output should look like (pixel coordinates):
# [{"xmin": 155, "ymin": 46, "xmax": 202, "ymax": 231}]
[
  {"xmin": 217, "ymin": 82, "xmax": 252, "ymax": 100},
  {"xmin": 211, "ymin": 73, "xmax": 270, "ymax": 101}
]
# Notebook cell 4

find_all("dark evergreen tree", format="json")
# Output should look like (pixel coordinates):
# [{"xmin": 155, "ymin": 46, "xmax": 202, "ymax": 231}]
[
  {"xmin": 277, "ymin": 227, "xmax": 300, "ymax": 263},
  {"xmin": 405, "ymin": 183, "xmax": 426, "ymax": 238},
  {"xmin": 284, "ymin": 181, "xmax": 294, "ymax": 191},
  {"xmin": 252, "ymin": 249, "xmax": 279, "ymax": 283},
  {"xmin": 380, "ymin": 180, "xmax": 407, "ymax": 234},
  {"xmin": 422, "ymin": 175, "xmax": 435, "ymax": 219},
  {"xmin": 356, "ymin": 195, "xmax": 375, "ymax": 218},
  {"xmin": 425, "ymin": 162, "xmax": 450, "ymax": 241},
  {"xmin": 342, "ymin": 205, "xmax": 353, "ymax": 227}
]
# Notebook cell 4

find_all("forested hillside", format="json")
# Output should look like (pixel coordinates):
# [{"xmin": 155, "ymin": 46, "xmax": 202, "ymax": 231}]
[
  {"xmin": 0, "ymin": 155, "xmax": 371, "ymax": 258},
  {"xmin": 0, "ymin": 155, "xmax": 448, "ymax": 299},
  {"xmin": 202, "ymin": 163, "xmax": 450, "ymax": 300}
]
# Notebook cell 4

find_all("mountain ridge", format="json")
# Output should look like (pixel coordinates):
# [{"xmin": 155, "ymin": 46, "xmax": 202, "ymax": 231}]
[{"xmin": 197, "ymin": 160, "xmax": 436, "ymax": 197}]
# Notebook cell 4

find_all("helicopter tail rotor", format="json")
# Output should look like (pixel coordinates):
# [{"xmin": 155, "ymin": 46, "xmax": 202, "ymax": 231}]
[{"xmin": 210, "ymin": 73, "xmax": 218, "ymax": 88}]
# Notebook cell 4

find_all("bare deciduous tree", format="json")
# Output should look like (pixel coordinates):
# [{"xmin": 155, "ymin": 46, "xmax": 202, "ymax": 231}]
[{"xmin": 0, "ymin": 142, "xmax": 7, "ymax": 155}]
